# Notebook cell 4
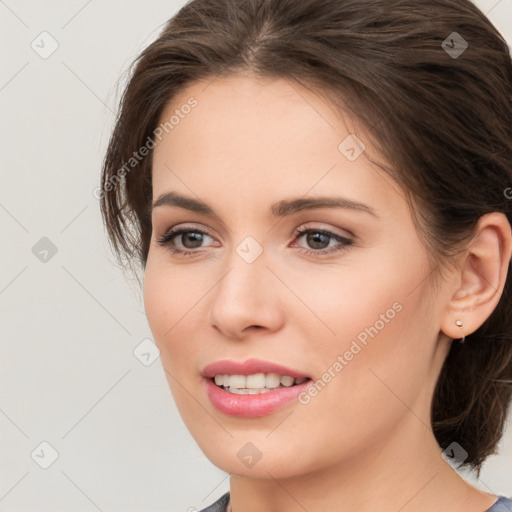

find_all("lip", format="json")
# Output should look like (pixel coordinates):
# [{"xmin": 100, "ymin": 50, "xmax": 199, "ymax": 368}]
[
  {"xmin": 204, "ymin": 377, "xmax": 312, "ymax": 417},
  {"xmin": 201, "ymin": 358, "xmax": 312, "ymax": 417},
  {"xmin": 201, "ymin": 358, "xmax": 311, "ymax": 379}
]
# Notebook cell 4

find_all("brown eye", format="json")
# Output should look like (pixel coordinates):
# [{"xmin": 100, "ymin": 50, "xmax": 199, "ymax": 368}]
[
  {"xmin": 293, "ymin": 227, "xmax": 353, "ymax": 256},
  {"xmin": 178, "ymin": 231, "xmax": 205, "ymax": 249},
  {"xmin": 157, "ymin": 227, "xmax": 215, "ymax": 255},
  {"xmin": 304, "ymin": 231, "xmax": 331, "ymax": 250}
]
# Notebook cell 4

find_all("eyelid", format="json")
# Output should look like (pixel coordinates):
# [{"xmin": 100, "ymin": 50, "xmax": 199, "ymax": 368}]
[
  {"xmin": 157, "ymin": 222, "xmax": 352, "ymax": 244},
  {"xmin": 293, "ymin": 221, "xmax": 354, "ymax": 239},
  {"xmin": 156, "ymin": 223, "xmax": 216, "ymax": 246},
  {"xmin": 157, "ymin": 222, "xmax": 214, "ymax": 239}
]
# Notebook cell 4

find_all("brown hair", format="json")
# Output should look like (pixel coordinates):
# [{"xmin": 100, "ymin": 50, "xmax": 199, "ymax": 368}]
[{"xmin": 100, "ymin": 0, "xmax": 512, "ymax": 474}]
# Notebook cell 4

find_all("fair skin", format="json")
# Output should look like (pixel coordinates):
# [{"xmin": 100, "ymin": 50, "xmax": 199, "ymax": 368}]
[{"xmin": 143, "ymin": 74, "xmax": 512, "ymax": 512}]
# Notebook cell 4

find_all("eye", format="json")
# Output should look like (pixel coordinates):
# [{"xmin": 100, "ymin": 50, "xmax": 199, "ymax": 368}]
[
  {"xmin": 291, "ymin": 226, "xmax": 353, "ymax": 256},
  {"xmin": 156, "ymin": 225, "xmax": 216, "ymax": 256}
]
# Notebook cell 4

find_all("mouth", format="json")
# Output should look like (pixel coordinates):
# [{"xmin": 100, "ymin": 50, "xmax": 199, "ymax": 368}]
[{"xmin": 201, "ymin": 358, "xmax": 314, "ymax": 416}]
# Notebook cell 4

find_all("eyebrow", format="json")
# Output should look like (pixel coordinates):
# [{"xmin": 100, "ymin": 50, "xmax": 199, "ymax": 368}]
[
  {"xmin": 273, "ymin": 196, "xmax": 378, "ymax": 217},
  {"xmin": 150, "ymin": 191, "xmax": 378, "ymax": 219}
]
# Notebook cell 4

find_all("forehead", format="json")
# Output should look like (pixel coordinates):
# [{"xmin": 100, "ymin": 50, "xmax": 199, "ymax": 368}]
[
  {"xmin": 151, "ymin": 74, "xmax": 402, "ymax": 217},
  {"xmin": 154, "ymin": 74, "xmax": 358, "ymax": 163}
]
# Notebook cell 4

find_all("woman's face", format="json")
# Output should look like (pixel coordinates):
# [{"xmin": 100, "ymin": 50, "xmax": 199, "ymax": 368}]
[{"xmin": 144, "ymin": 74, "xmax": 453, "ymax": 478}]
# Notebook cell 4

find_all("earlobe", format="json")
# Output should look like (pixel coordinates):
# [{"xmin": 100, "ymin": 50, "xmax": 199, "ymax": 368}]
[
  {"xmin": 453, "ymin": 319, "xmax": 466, "ymax": 343},
  {"xmin": 441, "ymin": 212, "xmax": 512, "ymax": 341}
]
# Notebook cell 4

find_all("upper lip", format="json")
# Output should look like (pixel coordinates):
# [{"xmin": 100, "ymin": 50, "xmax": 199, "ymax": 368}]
[{"xmin": 201, "ymin": 358, "xmax": 311, "ymax": 379}]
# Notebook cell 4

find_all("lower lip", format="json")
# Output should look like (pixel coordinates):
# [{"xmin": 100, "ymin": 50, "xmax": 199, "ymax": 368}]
[{"xmin": 204, "ymin": 378, "xmax": 312, "ymax": 417}]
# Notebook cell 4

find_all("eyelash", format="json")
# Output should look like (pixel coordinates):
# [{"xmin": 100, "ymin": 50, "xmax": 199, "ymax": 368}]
[{"xmin": 156, "ymin": 225, "xmax": 353, "ymax": 258}]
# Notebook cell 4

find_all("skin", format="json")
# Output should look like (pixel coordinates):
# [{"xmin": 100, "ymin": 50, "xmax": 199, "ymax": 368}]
[{"xmin": 143, "ymin": 74, "xmax": 512, "ymax": 512}]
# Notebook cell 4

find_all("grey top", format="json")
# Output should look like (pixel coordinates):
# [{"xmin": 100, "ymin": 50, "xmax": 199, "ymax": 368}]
[{"xmin": 198, "ymin": 492, "xmax": 512, "ymax": 512}]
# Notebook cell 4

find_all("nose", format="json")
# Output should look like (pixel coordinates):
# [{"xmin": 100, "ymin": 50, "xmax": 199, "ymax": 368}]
[{"xmin": 208, "ymin": 247, "xmax": 284, "ymax": 340}]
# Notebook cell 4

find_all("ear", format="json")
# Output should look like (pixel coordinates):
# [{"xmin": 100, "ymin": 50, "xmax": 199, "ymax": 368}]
[{"xmin": 441, "ymin": 212, "xmax": 512, "ymax": 340}]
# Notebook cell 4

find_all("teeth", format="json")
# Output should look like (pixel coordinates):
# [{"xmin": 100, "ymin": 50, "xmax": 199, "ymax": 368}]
[
  {"xmin": 230, "ymin": 388, "xmax": 272, "ymax": 394},
  {"xmin": 246, "ymin": 373, "xmax": 266, "ymax": 388},
  {"xmin": 213, "ymin": 372, "xmax": 309, "ymax": 392},
  {"xmin": 229, "ymin": 375, "xmax": 246, "ymax": 389},
  {"xmin": 265, "ymin": 373, "xmax": 281, "ymax": 388},
  {"xmin": 280, "ymin": 375, "xmax": 295, "ymax": 387}
]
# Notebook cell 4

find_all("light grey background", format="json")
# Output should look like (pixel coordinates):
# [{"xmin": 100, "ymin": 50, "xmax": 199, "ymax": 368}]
[{"xmin": 1, "ymin": 1, "xmax": 511, "ymax": 511}]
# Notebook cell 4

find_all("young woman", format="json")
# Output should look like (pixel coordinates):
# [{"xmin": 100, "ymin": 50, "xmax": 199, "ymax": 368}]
[{"xmin": 99, "ymin": 0, "xmax": 512, "ymax": 510}]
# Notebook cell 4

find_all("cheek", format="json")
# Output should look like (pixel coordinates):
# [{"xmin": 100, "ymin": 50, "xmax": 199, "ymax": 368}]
[
  {"xmin": 143, "ymin": 255, "xmax": 216, "ymax": 383},
  {"xmin": 143, "ymin": 262, "xmax": 171, "ymax": 342},
  {"xmin": 291, "ymin": 251, "xmax": 436, "ymax": 421},
  {"xmin": 143, "ymin": 257, "xmax": 193, "ymax": 358},
  {"xmin": 143, "ymin": 259, "xmax": 203, "ymax": 417}
]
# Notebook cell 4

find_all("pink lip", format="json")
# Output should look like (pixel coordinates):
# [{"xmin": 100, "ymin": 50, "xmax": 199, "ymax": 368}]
[
  {"xmin": 201, "ymin": 358, "xmax": 312, "ymax": 417},
  {"xmin": 204, "ymin": 378, "xmax": 312, "ymax": 417},
  {"xmin": 201, "ymin": 358, "xmax": 310, "ymax": 379}
]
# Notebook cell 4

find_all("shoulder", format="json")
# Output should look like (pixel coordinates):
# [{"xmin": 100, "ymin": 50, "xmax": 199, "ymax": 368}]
[
  {"xmin": 197, "ymin": 491, "xmax": 230, "ymax": 512},
  {"xmin": 486, "ymin": 496, "xmax": 512, "ymax": 512},
  {"xmin": 194, "ymin": 493, "xmax": 512, "ymax": 512}
]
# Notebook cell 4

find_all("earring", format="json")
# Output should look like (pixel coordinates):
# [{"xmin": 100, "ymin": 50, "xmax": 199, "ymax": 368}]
[{"xmin": 455, "ymin": 319, "xmax": 465, "ymax": 343}]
